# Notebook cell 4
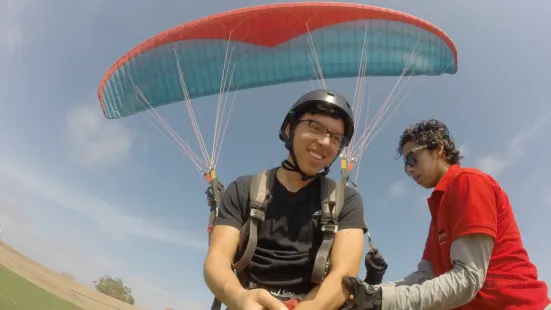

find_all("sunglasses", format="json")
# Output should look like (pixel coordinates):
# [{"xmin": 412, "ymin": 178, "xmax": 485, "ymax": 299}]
[{"xmin": 403, "ymin": 144, "xmax": 429, "ymax": 176}]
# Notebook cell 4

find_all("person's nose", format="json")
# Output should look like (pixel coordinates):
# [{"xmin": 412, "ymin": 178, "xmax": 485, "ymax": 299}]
[
  {"xmin": 406, "ymin": 165, "xmax": 415, "ymax": 176},
  {"xmin": 317, "ymin": 134, "xmax": 332, "ymax": 146}
]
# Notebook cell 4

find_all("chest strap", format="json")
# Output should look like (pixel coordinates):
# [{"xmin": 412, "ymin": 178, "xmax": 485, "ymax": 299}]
[
  {"xmin": 311, "ymin": 175, "xmax": 344, "ymax": 283},
  {"xmin": 232, "ymin": 169, "xmax": 274, "ymax": 271}
]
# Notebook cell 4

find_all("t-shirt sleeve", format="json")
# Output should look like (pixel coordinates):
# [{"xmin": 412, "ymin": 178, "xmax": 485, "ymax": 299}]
[
  {"xmin": 442, "ymin": 172, "xmax": 498, "ymax": 240},
  {"xmin": 338, "ymin": 186, "xmax": 368, "ymax": 233},
  {"xmin": 213, "ymin": 177, "xmax": 248, "ymax": 230}
]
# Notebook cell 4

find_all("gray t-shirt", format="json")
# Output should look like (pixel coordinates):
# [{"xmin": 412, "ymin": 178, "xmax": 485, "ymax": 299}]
[{"xmin": 214, "ymin": 167, "xmax": 367, "ymax": 294}]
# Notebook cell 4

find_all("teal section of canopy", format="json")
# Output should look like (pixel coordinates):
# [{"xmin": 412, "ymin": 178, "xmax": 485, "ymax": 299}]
[{"xmin": 100, "ymin": 20, "xmax": 457, "ymax": 119}]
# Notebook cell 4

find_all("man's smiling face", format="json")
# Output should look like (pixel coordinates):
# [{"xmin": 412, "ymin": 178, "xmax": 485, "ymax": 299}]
[{"xmin": 287, "ymin": 112, "xmax": 345, "ymax": 176}]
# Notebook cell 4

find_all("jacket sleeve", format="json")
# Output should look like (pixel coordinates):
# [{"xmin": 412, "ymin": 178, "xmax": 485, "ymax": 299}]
[
  {"xmin": 380, "ymin": 260, "xmax": 435, "ymax": 287},
  {"xmin": 380, "ymin": 233, "xmax": 494, "ymax": 310}
]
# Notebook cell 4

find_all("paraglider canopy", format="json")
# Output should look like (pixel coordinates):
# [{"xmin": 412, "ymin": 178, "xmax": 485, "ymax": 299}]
[{"xmin": 97, "ymin": 2, "xmax": 457, "ymax": 120}]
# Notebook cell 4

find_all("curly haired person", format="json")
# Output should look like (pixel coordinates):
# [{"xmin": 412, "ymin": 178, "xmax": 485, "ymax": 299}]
[{"xmin": 342, "ymin": 119, "xmax": 550, "ymax": 310}]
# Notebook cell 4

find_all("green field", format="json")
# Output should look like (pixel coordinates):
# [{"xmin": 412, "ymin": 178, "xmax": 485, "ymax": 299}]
[{"xmin": 0, "ymin": 266, "xmax": 82, "ymax": 310}]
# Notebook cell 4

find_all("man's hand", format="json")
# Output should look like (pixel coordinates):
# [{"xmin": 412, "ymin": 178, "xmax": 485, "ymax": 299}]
[
  {"xmin": 341, "ymin": 277, "xmax": 382, "ymax": 310},
  {"xmin": 364, "ymin": 248, "xmax": 388, "ymax": 285},
  {"xmin": 235, "ymin": 288, "xmax": 288, "ymax": 310}
]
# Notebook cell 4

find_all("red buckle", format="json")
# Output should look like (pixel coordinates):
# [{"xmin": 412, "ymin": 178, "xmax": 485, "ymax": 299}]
[{"xmin": 282, "ymin": 299, "xmax": 299, "ymax": 309}]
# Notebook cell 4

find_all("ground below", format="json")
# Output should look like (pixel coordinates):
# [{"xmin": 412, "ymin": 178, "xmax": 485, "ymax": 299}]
[{"xmin": 0, "ymin": 242, "xmax": 143, "ymax": 310}]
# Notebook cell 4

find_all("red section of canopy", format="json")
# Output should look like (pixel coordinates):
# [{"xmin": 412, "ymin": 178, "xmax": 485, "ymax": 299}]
[{"xmin": 98, "ymin": 2, "xmax": 457, "ymax": 107}]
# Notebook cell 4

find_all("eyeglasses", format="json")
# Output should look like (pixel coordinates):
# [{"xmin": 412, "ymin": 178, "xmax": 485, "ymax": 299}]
[
  {"xmin": 403, "ymin": 144, "xmax": 428, "ymax": 176},
  {"xmin": 298, "ymin": 119, "xmax": 348, "ymax": 150}
]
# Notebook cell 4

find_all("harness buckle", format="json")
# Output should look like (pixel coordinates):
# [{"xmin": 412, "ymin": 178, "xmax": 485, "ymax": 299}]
[
  {"xmin": 321, "ymin": 223, "xmax": 338, "ymax": 233},
  {"xmin": 269, "ymin": 288, "xmax": 297, "ymax": 299},
  {"xmin": 249, "ymin": 207, "xmax": 265, "ymax": 221}
]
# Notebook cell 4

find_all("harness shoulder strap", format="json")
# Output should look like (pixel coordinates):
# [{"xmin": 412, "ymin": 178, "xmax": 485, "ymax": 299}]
[
  {"xmin": 232, "ymin": 169, "xmax": 274, "ymax": 271},
  {"xmin": 206, "ymin": 178, "xmax": 224, "ymax": 235},
  {"xmin": 311, "ymin": 176, "xmax": 345, "ymax": 283}
]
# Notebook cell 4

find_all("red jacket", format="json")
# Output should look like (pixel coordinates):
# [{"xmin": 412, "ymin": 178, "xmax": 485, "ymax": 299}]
[{"xmin": 423, "ymin": 165, "xmax": 550, "ymax": 309}]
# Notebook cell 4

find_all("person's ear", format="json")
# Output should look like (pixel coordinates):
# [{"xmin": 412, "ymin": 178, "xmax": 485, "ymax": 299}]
[
  {"xmin": 436, "ymin": 141, "xmax": 445, "ymax": 158},
  {"xmin": 285, "ymin": 123, "xmax": 291, "ymax": 138}
]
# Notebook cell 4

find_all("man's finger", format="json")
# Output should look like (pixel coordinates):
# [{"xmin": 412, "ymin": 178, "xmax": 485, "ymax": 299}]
[
  {"xmin": 373, "ymin": 254, "xmax": 385, "ymax": 263},
  {"xmin": 365, "ymin": 259, "xmax": 385, "ymax": 271},
  {"xmin": 256, "ymin": 290, "xmax": 288, "ymax": 310},
  {"xmin": 366, "ymin": 248, "xmax": 381, "ymax": 261},
  {"xmin": 240, "ymin": 297, "xmax": 263, "ymax": 310}
]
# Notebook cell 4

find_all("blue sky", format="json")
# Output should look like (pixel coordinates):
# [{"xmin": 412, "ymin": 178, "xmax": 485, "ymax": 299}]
[{"xmin": 1, "ymin": 0, "xmax": 550, "ymax": 309}]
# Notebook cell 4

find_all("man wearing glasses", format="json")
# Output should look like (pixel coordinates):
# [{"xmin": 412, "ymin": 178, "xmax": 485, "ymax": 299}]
[
  {"xmin": 342, "ymin": 119, "xmax": 551, "ymax": 310},
  {"xmin": 204, "ymin": 89, "xmax": 367, "ymax": 310}
]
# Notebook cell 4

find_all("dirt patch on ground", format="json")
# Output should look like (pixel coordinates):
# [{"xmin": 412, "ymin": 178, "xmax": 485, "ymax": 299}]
[{"xmin": 0, "ymin": 242, "xmax": 143, "ymax": 310}]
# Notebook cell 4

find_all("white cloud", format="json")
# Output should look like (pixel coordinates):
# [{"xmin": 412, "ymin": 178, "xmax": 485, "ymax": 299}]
[
  {"xmin": 477, "ymin": 156, "xmax": 511, "ymax": 177},
  {"xmin": 0, "ymin": 24, "xmax": 22, "ymax": 56},
  {"xmin": 0, "ymin": 158, "xmax": 207, "ymax": 251},
  {"xmin": 389, "ymin": 180, "xmax": 408, "ymax": 197},
  {"xmin": 477, "ymin": 116, "xmax": 549, "ymax": 177},
  {"xmin": 458, "ymin": 143, "xmax": 469, "ymax": 157},
  {"xmin": 66, "ymin": 103, "xmax": 134, "ymax": 170},
  {"xmin": 0, "ymin": 0, "xmax": 27, "ymax": 61}
]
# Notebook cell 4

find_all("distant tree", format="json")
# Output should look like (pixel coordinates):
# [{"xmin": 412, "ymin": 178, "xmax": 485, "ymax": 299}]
[{"xmin": 94, "ymin": 275, "xmax": 135, "ymax": 305}]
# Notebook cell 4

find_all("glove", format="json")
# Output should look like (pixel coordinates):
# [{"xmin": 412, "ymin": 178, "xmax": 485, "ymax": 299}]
[
  {"xmin": 364, "ymin": 248, "xmax": 388, "ymax": 285},
  {"xmin": 341, "ymin": 277, "xmax": 382, "ymax": 310}
]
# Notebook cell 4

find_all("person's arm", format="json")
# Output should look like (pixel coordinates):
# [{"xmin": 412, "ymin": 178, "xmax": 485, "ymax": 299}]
[
  {"xmin": 380, "ymin": 173, "xmax": 498, "ymax": 310},
  {"xmin": 380, "ymin": 260, "xmax": 434, "ymax": 288},
  {"xmin": 204, "ymin": 225, "xmax": 246, "ymax": 308},
  {"xmin": 203, "ymin": 179, "xmax": 248, "ymax": 309},
  {"xmin": 381, "ymin": 234, "xmax": 494, "ymax": 310},
  {"xmin": 296, "ymin": 188, "xmax": 367, "ymax": 310}
]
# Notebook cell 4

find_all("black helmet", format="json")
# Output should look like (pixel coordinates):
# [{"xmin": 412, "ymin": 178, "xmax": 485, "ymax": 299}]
[
  {"xmin": 279, "ymin": 89, "xmax": 355, "ymax": 180},
  {"xmin": 279, "ymin": 89, "xmax": 355, "ymax": 145}
]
